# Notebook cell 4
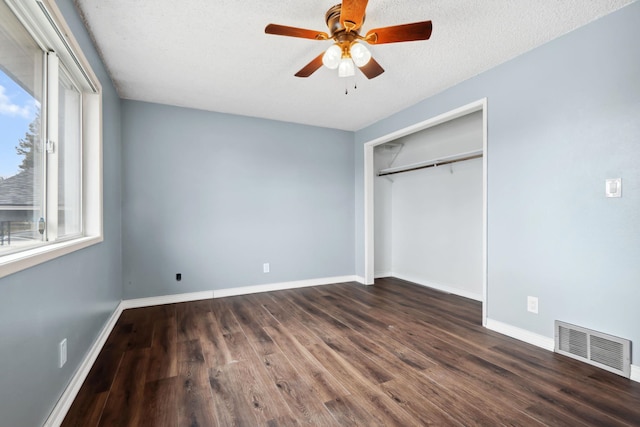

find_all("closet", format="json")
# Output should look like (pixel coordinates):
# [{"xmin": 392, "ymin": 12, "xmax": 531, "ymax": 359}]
[{"xmin": 374, "ymin": 111, "xmax": 483, "ymax": 301}]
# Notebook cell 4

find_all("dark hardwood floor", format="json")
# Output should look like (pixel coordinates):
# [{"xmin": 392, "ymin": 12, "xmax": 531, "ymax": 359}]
[{"xmin": 62, "ymin": 278, "xmax": 640, "ymax": 426}]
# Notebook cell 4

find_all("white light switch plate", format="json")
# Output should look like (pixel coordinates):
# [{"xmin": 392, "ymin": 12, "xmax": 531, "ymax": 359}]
[
  {"xmin": 605, "ymin": 178, "xmax": 622, "ymax": 198},
  {"xmin": 59, "ymin": 339, "xmax": 67, "ymax": 368}
]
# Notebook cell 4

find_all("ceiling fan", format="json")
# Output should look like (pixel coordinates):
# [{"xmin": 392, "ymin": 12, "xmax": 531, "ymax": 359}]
[{"xmin": 265, "ymin": 0, "xmax": 432, "ymax": 79}]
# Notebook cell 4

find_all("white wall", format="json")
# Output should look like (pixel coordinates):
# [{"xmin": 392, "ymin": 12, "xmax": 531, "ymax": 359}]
[
  {"xmin": 374, "ymin": 154, "xmax": 393, "ymax": 277},
  {"xmin": 374, "ymin": 112, "xmax": 483, "ymax": 300},
  {"xmin": 392, "ymin": 111, "xmax": 483, "ymax": 164},
  {"xmin": 392, "ymin": 158, "xmax": 483, "ymax": 299}
]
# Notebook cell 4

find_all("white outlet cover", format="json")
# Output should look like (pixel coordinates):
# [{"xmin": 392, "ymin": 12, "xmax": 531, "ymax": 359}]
[
  {"xmin": 263, "ymin": 263, "xmax": 270, "ymax": 273},
  {"xmin": 527, "ymin": 296, "xmax": 539, "ymax": 314}
]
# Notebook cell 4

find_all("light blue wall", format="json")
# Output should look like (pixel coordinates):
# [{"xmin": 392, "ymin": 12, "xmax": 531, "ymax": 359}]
[
  {"xmin": 0, "ymin": 1, "xmax": 123, "ymax": 426},
  {"xmin": 121, "ymin": 101, "xmax": 354, "ymax": 299},
  {"xmin": 356, "ymin": 2, "xmax": 640, "ymax": 365},
  {"xmin": 2, "ymin": 3, "xmax": 637, "ymax": 425}
]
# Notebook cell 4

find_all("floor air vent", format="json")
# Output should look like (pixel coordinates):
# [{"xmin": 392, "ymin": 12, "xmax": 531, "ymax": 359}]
[{"xmin": 555, "ymin": 321, "xmax": 631, "ymax": 378}]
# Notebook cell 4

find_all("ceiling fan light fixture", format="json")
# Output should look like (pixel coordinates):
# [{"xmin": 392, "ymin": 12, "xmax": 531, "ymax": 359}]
[
  {"xmin": 322, "ymin": 44, "xmax": 341, "ymax": 69},
  {"xmin": 350, "ymin": 42, "xmax": 371, "ymax": 67},
  {"xmin": 338, "ymin": 57, "xmax": 355, "ymax": 77},
  {"xmin": 265, "ymin": 2, "xmax": 433, "ymax": 80}
]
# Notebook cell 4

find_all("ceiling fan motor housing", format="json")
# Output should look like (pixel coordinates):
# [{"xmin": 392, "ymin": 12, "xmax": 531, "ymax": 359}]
[{"xmin": 325, "ymin": 3, "xmax": 365, "ymax": 36}]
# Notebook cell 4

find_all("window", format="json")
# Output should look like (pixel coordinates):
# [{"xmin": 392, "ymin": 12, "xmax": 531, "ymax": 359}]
[
  {"xmin": 0, "ymin": 0, "xmax": 102, "ymax": 278},
  {"xmin": 0, "ymin": 3, "xmax": 45, "ymax": 254}
]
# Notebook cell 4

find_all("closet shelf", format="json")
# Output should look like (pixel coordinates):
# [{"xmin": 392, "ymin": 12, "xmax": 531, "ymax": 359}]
[{"xmin": 377, "ymin": 149, "xmax": 483, "ymax": 177}]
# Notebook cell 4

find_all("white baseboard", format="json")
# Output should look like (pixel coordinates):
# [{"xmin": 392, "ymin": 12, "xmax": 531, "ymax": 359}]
[
  {"xmin": 213, "ymin": 275, "xmax": 359, "ymax": 298},
  {"xmin": 122, "ymin": 291, "xmax": 214, "ymax": 309},
  {"xmin": 374, "ymin": 271, "xmax": 393, "ymax": 279},
  {"xmin": 354, "ymin": 275, "xmax": 366, "ymax": 284},
  {"xmin": 43, "ymin": 301, "xmax": 124, "ymax": 427},
  {"xmin": 485, "ymin": 318, "xmax": 555, "ymax": 351},
  {"xmin": 632, "ymin": 365, "xmax": 640, "ymax": 382},
  {"xmin": 392, "ymin": 273, "xmax": 483, "ymax": 302},
  {"xmin": 122, "ymin": 276, "xmax": 361, "ymax": 306}
]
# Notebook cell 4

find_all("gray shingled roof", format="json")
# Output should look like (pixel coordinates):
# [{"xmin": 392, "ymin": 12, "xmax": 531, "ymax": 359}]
[{"xmin": 0, "ymin": 169, "xmax": 41, "ymax": 206}]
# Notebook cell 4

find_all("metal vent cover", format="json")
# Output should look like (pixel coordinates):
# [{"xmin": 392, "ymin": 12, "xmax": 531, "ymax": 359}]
[{"xmin": 555, "ymin": 321, "xmax": 631, "ymax": 378}]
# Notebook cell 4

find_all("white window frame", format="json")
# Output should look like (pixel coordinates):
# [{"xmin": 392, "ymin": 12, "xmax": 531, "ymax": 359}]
[
  {"xmin": 0, "ymin": 0, "xmax": 103, "ymax": 279},
  {"xmin": 55, "ymin": 63, "xmax": 85, "ymax": 242}
]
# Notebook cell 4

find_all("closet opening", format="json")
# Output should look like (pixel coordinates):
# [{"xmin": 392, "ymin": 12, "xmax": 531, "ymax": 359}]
[{"xmin": 363, "ymin": 99, "xmax": 487, "ymax": 325}]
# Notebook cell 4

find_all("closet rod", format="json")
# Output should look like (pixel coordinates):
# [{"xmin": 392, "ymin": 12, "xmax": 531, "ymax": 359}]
[{"xmin": 377, "ymin": 151, "xmax": 483, "ymax": 177}]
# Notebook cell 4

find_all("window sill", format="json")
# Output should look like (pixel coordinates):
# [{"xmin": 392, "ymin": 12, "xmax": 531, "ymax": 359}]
[{"xmin": 0, "ymin": 235, "xmax": 103, "ymax": 279}]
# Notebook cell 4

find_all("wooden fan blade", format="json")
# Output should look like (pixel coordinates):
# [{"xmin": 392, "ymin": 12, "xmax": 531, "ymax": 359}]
[
  {"xmin": 340, "ymin": 0, "xmax": 368, "ymax": 31},
  {"xmin": 358, "ymin": 57, "xmax": 384, "ymax": 79},
  {"xmin": 366, "ymin": 21, "xmax": 433, "ymax": 44},
  {"xmin": 295, "ymin": 53, "xmax": 325, "ymax": 78},
  {"xmin": 265, "ymin": 24, "xmax": 329, "ymax": 40}
]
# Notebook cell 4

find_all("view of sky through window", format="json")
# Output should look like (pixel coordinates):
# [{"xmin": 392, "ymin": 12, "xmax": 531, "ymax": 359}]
[{"xmin": 0, "ymin": 70, "xmax": 39, "ymax": 179}]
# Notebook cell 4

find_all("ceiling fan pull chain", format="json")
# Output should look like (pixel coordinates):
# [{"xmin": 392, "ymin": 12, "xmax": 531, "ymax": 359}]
[{"xmin": 344, "ymin": 76, "xmax": 358, "ymax": 95}]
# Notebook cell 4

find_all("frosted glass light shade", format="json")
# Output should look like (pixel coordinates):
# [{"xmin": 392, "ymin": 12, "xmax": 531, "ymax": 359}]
[
  {"xmin": 338, "ymin": 58, "xmax": 355, "ymax": 77},
  {"xmin": 350, "ymin": 42, "xmax": 371, "ymax": 67},
  {"xmin": 322, "ymin": 44, "xmax": 341, "ymax": 69}
]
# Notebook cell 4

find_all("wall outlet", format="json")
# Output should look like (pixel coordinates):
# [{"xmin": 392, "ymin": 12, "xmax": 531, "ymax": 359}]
[
  {"xmin": 59, "ymin": 339, "xmax": 67, "ymax": 368},
  {"xmin": 527, "ymin": 296, "xmax": 539, "ymax": 314},
  {"xmin": 176, "ymin": 273, "xmax": 182, "ymax": 281},
  {"xmin": 263, "ymin": 263, "xmax": 270, "ymax": 273}
]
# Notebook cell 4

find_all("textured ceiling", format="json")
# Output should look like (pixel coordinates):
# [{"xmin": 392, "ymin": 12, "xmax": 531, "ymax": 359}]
[{"xmin": 75, "ymin": 0, "xmax": 634, "ymax": 131}]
